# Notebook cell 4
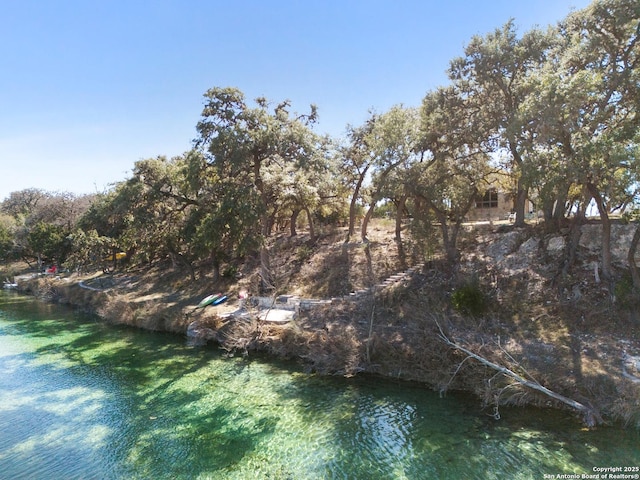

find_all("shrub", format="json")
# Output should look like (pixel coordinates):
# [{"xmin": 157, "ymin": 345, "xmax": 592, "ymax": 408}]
[
  {"xmin": 295, "ymin": 245, "xmax": 313, "ymax": 262},
  {"xmin": 615, "ymin": 272, "xmax": 640, "ymax": 309},
  {"xmin": 451, "ymin": 282, "xmax": 487, "ymax": 316},
  {"xmin": 222, "ymin": 265, "xmax": 238, "ymax": 278}
]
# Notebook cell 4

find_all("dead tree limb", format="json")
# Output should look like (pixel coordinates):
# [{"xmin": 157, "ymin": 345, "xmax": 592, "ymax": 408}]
[{"xmin": 434, "ymin": 320, "xmax": 601, "ymax": 426}]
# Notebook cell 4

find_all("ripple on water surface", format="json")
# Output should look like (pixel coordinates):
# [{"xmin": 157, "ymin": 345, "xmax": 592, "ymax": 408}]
[{"xmin": 1, "ymin": 291, "xmax": 639, "ymax": 479}]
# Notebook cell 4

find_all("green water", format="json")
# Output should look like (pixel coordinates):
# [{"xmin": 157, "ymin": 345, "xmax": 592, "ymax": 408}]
[{"xmin": 0, "ymin": 291, "xmax": 638, "ymax": 479}]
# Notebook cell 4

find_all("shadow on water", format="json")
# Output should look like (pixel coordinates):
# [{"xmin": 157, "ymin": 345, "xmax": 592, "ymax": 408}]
[
  {"xmin": 0, "ymin": 398, "xmax": 107, "ymax": 478},
  {"xmin": 2, "ymin": 291, "xmax": 640, "ymax": 479},
  {"xmin": 262, "ymin": 365, "xmax": 640, "ymax": 479},
  {"xmin": 0, "ymin": 350, "xmax": 278, "ymax": 479},
  {"xmin": 0, "ymin": 293, "xmax": 283, "ymax": 479}
]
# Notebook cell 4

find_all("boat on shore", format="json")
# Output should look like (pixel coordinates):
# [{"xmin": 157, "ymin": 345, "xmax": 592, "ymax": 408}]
[
  {"xmin": 197, "ymin": 293, "xmax": 222, "ymax": 308},
  {"xmin": 212, "ymin": 295, "xmax": 228, "ymax": 305}
]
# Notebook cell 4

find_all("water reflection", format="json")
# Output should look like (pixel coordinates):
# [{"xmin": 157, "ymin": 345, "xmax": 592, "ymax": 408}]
[{"xmin": 1, "ymin": 291, "xmax": 639, "ymax": 479}]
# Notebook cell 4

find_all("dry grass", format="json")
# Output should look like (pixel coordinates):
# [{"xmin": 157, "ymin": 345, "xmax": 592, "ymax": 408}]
[{"xmin": 5, "ymin": 219, "xmax": 640, "ymax": 427}]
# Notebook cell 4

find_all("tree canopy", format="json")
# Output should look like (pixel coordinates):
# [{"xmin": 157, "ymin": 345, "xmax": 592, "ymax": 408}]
[{"xmin": 2, "ymin": 0, "xmax": 638, "ymax": 290}]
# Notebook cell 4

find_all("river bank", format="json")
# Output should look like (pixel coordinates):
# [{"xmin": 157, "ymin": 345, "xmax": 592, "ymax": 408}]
[
  {"xmin": 5, "ymin": 221, "xmax": 640, "ymax": 428},
  {"xmin": 4, "ymin": 290, "xmax": 638, "ymax": 478}
]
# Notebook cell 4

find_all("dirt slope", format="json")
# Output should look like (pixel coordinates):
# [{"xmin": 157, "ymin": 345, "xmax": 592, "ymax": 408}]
[{"xmin": 9, "ymin": 219, "xmax": 640, "ymax": 428}]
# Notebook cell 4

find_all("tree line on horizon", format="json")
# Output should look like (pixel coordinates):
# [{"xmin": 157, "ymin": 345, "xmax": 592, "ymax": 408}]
[{"xmin": 1, "ymin": 0, "xmax": 638, "ymax": 291}]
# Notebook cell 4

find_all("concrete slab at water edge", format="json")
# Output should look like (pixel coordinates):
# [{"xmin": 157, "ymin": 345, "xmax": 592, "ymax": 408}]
[{"xmin": 258, "ymin": 309, "xmax": 296, "ymax": 323}]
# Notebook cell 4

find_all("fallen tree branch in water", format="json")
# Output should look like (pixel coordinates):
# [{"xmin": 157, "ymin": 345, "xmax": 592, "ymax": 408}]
[{"xmin": 434, "ymin": 319, "xmax": 601, "ymax": 427}]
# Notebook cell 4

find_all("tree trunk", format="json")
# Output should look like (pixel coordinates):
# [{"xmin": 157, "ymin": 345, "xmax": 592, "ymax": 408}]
[
  {"xmin": 259, "ymin": 206, "xmax": 275, "ymax": 293},
  {"xmin": 508, "ymin": 140, "xmax": 528, "ymax": 227},
  {"xmin": 210, "ymin": 258, "xmax": 220, "ymax": 282},
  {"xmin": 361, "ymin": 201, "xmax": 376, "ymax": 243},
  {"xmin": 348, "ymin": 168, "xmax": 369, "ymax": 240},
  {"xmin": 266, "ymin": 210, "xmax": 277, "ymax": 237},
  {"xmin": 290, "ymin": 209, "xmax": 300, "ymax": 237},
  {"xmin": 543, "ymin": 187, "xmax": 569, "ymax": 230},
  {"xmin": 628, "ymin": 224, "xmax": 640, "ymax": 290},
  {"xmin": 259, "ymin": 245, "xmax": 274, "ymax": 293},
  {"xmin": 542, "ymin": 196, "xmax": 554, "ymax": 224},
  {"xmin": 561, "ymin": 215, "xmax": 583, "ymax": 279},
  {"xmin": 253, "ymin": 156, "xmax": 274, "ymax": 293},
  {"xmin": 434, "ymin": 211, "xmax": 458, "ymax": 264},
  {"xmin": 395, "ymin": 195, "xmax": 407, "ymax": 242},
  {"xmin": 586, "ymin": 183, "xmax": 612, "ymax": 282},
  {"xmin": 570, "ymin": 187, "xmax": 591, "ymax": 223},
  {"xmin": 169, "ymin": 251, "xmax": 195, "ymax": 282},
  {"xmin": 303, "ymin": 206, "xmax": 316, "ymax": 243},
  {"xmin": 185, "ymin": 259, "xmax": 196, "ymax": 282},
  {"xmin": 445, "ymin": 223, "xmax": 461, "ymax": 265},
  {"xmin": 513, "ymin": 177, "xmax": 528, "ymax": 227},
  {"xmin": 552, "ymin": 186, "xmax": 568, "ymax": 224}
]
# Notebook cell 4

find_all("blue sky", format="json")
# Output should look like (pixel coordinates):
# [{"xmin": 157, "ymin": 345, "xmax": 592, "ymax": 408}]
[{"xmin": 0, "ymin": 0, "xmax": 591, "ymax": 200}]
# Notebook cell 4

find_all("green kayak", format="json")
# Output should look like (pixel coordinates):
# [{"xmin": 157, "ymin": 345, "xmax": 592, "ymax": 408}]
[{"xmin": 197, "ymin": 293, "xmax": 221, "ymax": 308}]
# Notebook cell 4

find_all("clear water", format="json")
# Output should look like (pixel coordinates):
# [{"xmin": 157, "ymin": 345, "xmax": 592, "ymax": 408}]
[{"xmin": 0, "ymin": 291, "xmax": 638, "ymax": 480}]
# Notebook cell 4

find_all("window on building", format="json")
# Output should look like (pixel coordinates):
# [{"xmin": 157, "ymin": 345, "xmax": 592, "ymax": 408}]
[{"xmin": 476, "ymin": 189, "xmax": 498, "ymax": 208}]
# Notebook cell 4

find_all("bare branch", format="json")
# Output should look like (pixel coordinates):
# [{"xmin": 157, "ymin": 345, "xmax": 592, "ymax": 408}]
[{"xmin": 434, "ymin": 318, "xmax": 601, "ymax": 426}]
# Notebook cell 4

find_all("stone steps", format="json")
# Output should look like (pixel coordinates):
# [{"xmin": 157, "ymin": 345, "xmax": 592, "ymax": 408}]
[{"xmin": 245, "ymin": 263, "xmax": 425, "ymax": 318}]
